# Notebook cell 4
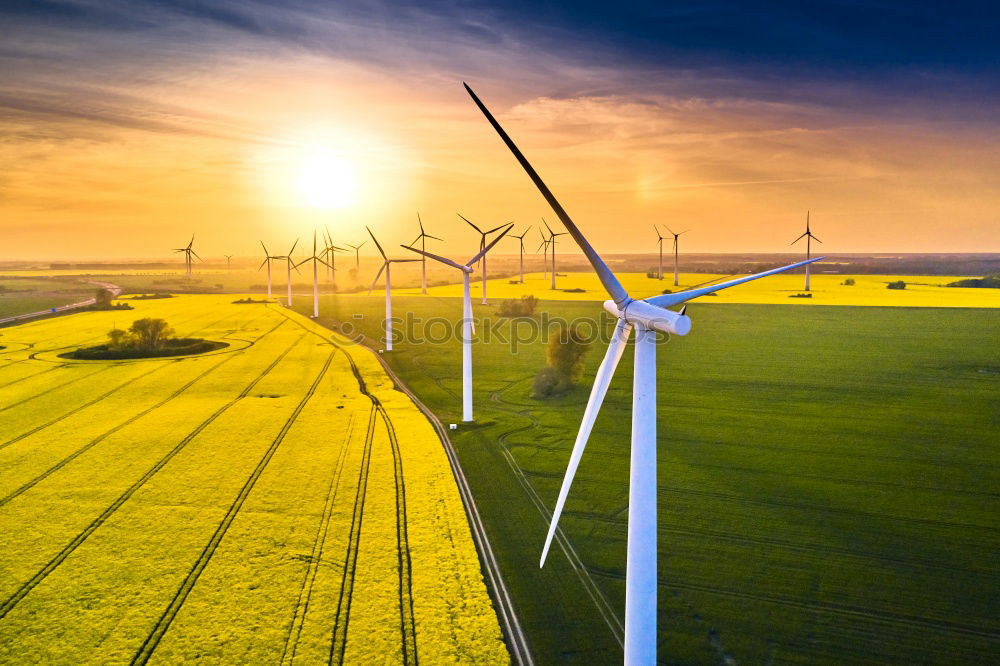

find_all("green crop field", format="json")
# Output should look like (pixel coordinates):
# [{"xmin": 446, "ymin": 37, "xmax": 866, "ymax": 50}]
[
  {"xmin": 310, "ymin": 293, "xmax": 1000, "ymax": 665},
  {"xmin": 0, "ymin": 295, "xmax": 507, "ymax": 664}
]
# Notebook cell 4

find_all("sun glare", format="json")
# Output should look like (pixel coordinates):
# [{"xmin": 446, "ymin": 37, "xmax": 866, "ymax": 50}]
[{"xmin": 296, "ymin": 152, "xmax": 358, "ymax": 209}]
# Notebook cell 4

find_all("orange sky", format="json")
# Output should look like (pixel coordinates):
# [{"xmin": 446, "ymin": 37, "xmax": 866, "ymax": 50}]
[{"xmin": 2, "ymin": 5, "xmax": 998, "ymax": 261}]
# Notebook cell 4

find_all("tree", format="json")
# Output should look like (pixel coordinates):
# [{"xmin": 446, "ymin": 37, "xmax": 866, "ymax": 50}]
[
  {"xmin": 94, "ymin": 288, "xmax": 114, "ymax": 308},
  {"xmin": 497, "ymin": 294, "xmax": 539, "ymax": 317},
  {"xmin": 533, "ymin": 323, "xmax": 591, "ymax": 398},
  {"xmin": 887, "ymin": 280, "xmax": 906, "ymax": 290},
  {"xmin": 130, "ymin": 318, "xmax": 174, "ymax": 348}
]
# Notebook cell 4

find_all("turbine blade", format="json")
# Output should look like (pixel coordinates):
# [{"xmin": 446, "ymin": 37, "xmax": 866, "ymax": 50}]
[
  {"xmin": 811, "ymin": 234, "xmax": 823, "ymax": 244},
  {"xmin": 370, "ymin": 262, "xmax": 387, "ymax": 293},
  {"xmin": 457, "ymin": 213, "xmax": 482, "ymax": 233},
  {"xmin": 418, "ymin": 213, "xmax": 425, "ymax": 234},
  {"xmin": 401, "ymin": 245, "xmax": 467, "ymax": 271},
  {"xmin": 288, "ymin": 238, "xmax": 299, "ymax": 255},
  {"xmin": 389, "ymin": 258, "xmax": 421, "ymax": 263},
  {"xmin": 427, "ymin": 234, "xmax": 444, "ymax": 241},
  {"xmin": 646, "ymin": 257, "xmax": 826, "ymax": 307},
  {"xmin": 465, "ymin": 83, "xmax": 630, "ymax": 306},
  {"xmin": 485, "ymin": 223, "xmax": 508, "ymax": 234},
  {"xmin": 257, "ymin": 258, "xmax": 268, "ymax": 271},
  {"xmin": 541, "ymin": 321, "xmax": 632, "ymax": 567},
  {"xmin": 790, "ymin": 232, "xmax": 807, "ymax": 245},
  {"xmin": 261, "ymin": 241, "xmax": 269, "ymax": 255},
  {"xmin": 190, "ymin": 250, "xmax": 202, "ymax": 261},
  {"xmin": 366, "ymin": 226, "xmax": 387, "ymax": 260},
  {"xmin": 467, "ymin": 224, "xmax": 513, "ymax": 266}
]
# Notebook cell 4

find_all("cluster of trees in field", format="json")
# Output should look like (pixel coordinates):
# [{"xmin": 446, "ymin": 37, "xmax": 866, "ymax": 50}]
[
  {"xmin": 887, "ymin": 280, "xmax": 907, "ymax": 290},
  {"xmin": 947, "ymin": 274, "xmax": 1000, "ymax": 288},
  {"xmin": 533, "ymin": 323, "xmax": 591, "ymax": 398},
  {"xmin": 497, "ymin": 295, "xmax": 539, "ymax": 317},
  {"xmin": 91, "ymin": 288, "xmax": 132, "ymax": 310},
  {"xmin": 69, "ymin": 318, "xmax": 225, "ymax": 359}
]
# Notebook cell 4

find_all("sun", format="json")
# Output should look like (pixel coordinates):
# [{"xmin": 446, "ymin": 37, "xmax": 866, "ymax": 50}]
[{"xmin": 296, "ymin": 151, "xmax": 358, "ymax": 209}]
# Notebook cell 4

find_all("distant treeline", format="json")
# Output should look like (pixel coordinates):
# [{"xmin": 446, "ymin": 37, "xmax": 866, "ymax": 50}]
[{"xmin": 947, "ymin": 275, "xmax": 1000, "ymax": 289}]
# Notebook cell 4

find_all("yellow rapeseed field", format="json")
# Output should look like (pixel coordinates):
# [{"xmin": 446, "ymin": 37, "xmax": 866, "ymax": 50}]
[
  {"xmin": 395, "ymin": 272, "xmax": 1000, "ymax": 308},
  {"xmin": 0, "ymin": 295, "xmax": 509, "ymax": 664}
]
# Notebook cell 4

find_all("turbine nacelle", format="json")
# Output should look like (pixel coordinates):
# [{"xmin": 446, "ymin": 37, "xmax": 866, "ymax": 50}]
[{"xmin": 603, "ymin": 299, "xmax": 692, "ymax": 336}]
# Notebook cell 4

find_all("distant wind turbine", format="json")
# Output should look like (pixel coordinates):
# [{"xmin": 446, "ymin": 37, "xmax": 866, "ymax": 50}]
[
  {"xmin": 402, "ymin": 225, "xmax": 513, "ymax": 421},
  {"xmin": 543, "ymin": 219, "xmax": 567, "ymax": 290},
  {"xmin": 258, "ymin": 242, "xmax": 282, "ymax": 298},
  {"xmin": 367, "ymin": 227, "xmax": 419, "ymax": 351},
  {"xmin": 283, "ymin": 238, "xmax": 300, "ymax": 307},
  {"xmin": 665, "ymin": 227, "xmax": 689, "ymax": 287},
  {"xmin": 791, "ymin": 212, "xmax": 822, "ymax": 291},
  {"xmin": 295, "ymin": 231, "xmax": 333, "ymax": 318},
  {"xmin": 322, "ymin": 227, "xmax": 347, "ymax": 289},
  {"xmin": 224, "ymin": 254, "xmax": 233, "ymax": 273},
  {"xmin": 459, "ymin": 214, "xmax": 508, "ymax": 305},
  {"xmin": 537, "ymin": 228, "xmax": 551, "ymax": 280},
  {"xmin": 508, "ymin": 225, "xmax": 532, "ymax": 283},
  {"xmin": 346, "ymin": 240, "xmax": 367, "ymax": 270},
  {"xmin": 411, "ymin": 213, "xmax": 443, "ymax": 294},
  {"xmin": 464, "ymin": 82, "xmax": 823, "ymax": 666},
  {"xmin": 172, "ymin": 234, "xmax": 200, "ymax": 278}
]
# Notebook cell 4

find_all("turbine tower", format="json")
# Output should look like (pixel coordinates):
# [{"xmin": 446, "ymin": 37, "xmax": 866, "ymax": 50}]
[
  {"xmin": 411, "ymin": 213, "xmax": 442, "ymax": 294},
  {"xmin": 654, "ymin": 226, "xmax": 665, "ymax": 280},
  {"xmin": 283, "ymin": 238, "xmax": 300, "ymax": 307},
  {"xmin": 224, "ymin": 254, "xmax": 233, "ymax": 273},
  {"xmin": 295, "ymin": 231, "xmax": 333, "ymax": 318},
  {"xmin": 368, "ymin": 228, "xmax": 418, "ymax": 351},
  {"xmin": 459, "ymin": 214, "xmax": 508, "ymax": 305},
  {"xmin": 791, "ymin": 212, "xmax": 822, "ymax": 291},
  {"xmin": 508, "ymin": 225, "xmax": 532, "ymax": 283},
  {"xmin": 402, "ymin": 226, "xmax": 512, "ymax": 421},
  {"xmin": 172, "ymin": 234, "xmax": 200, "ymax": 278},
  {"xmin": 537, "ymin": 229, "xmax": 551, "ymax": 280},
  {"xmin": 665, "ymin": 227, "xmax": 689, "ymax": 287},
  {"xmin": 258, "ymin": 241, "xmax": 283, "ymax": 298},
  {"xmin": 322, "ymin": 227, "xmax": 347, "ymax": 290},
  {"xmin": 543, "ymin": 219, "xmax": 567, "ymax": 290},
  {"xmin": 465, "ymin": 82, "xmax": 822, "ymax": 666}
]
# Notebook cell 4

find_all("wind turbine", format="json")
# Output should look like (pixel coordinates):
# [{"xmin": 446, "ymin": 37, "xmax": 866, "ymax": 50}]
[
  {"xmin": 224, "ymin": 254, "xmax": 233, "ymax": 273},
  {"xmin": 654, "ymin": 226, "xmax": 665, "ymax": 280},
  {"xmin": 537, "ymin": 229, "xmax": 551, "ymax": 280},
  {"xmin": 295, "ymin": 231, "xmax": 333, "ymax": 318},
  {"xmin": 322, "ymin": 227, "xmax": 347, "ymax": 289},
  {"xmin": 283, "ymin": 238, "xmax": 300, "ymax": 307},
  {"xmin": 464, "ymin": 82, "xmax": 823, "ymax": 665},
  {"xmin": 367, "ymin": 228, "xmax": 419, "ymax": 351},
  {"xmin": 791, "ymin": 212, "xmax": 822, "ymax": 291},
  {"xmin": 346, "ymin": 240, "xmax": 367, "ymax": 270},
  {"xmin": 543, "ymin": 219, "xmax": 567, "ymax": 290},
  {"xmin": 508, "ymin": 225, "xmax": 532, "ymax": 283},
  {"xmin": 172, "ymin": 234, "xmax": 200, "ymax": 278},
  {"xmin": 459, "ymin": 214, "xmax": 508, "ymax": 305},
  {"xmin": 411, "ymin": 213, "xmax": 442, "ymax": 294},
  {"xmin": 665, "ymin": 227, "xmax": 689, "ymax": 287},
  {"xmin": 258, "ymin": 242, "xmax": 283, "ymax": 298},
  {"xmin": 402, "ymin": 225, "xmax": 513, "ymax": 421}
]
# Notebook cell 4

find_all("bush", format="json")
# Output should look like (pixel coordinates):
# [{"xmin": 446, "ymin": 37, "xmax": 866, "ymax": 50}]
[
  {"xmin": 789, "ymin": 293, "xmax": 813, "ymax": 298},
  {"xmin": 497, "ymin": 295, "xmax": 539, "ymax": 318},
  {"xmin": 645, "ymin": 268, "xmax": 659, "ymax": 278},
  {"xmin": 532, "ymin": 323, "xmax": 591, "ymax": 398},
  {"xmin": 842, "ymin": 278, "xmax": 855, "ymax": 286},
  {"xmin": 887, "ymin": 280, "xmax": 907, "ymax": 290}
]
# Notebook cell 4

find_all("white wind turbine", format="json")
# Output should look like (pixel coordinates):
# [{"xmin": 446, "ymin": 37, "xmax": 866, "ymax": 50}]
[
  {"xmin": 459, "ymin": 214, "xmax": 508, "ymax": 305},
  {"xmin": 283, "ymin": 238, "xmax": 300, "ymax": 307},
  {"xmin": 508, "ymin": 225, "xmax": 532, "ymax": 283},
  {"xmin": 537, "ymin": 228, "xmax": 551, "ymax": 280},
  {"xmin": 322, "ymin": 227, "xmax": 347, "ymax": 289},
  {"xmin": 543, "ymin": 219, "xmax": 567, "ymax": 290},
  {"xmin": 791, "ymin": 212, "xmax": 822, "ymax": 291},
  {"xmin": 258, "ymin": 241, "xmax": 283, "ymax": 298},
  {"xmin": 367, "ymin": 227, "xmax": 419, "ymax": 351},
  {"xmin": 295, "ymin": 231, "xmax": 333, "ymax": 318},
  {"xmin": 664, "ymin": 227, "xmax": 689, "ymax": 287},
  {"xmin": 411, "ymin": 213, "xmax": 443, "ymax": 294},
  {"xmin": 402, "ymin": 225, "xmax": 513, "ymax": 421},
  {"xmin": 465, "ymin": 82, "xmax": 822, "ymax": 665}
]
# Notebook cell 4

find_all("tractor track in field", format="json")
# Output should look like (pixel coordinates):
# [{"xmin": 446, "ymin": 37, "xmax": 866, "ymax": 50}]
[
  {"xmin": 329, "ymin": 404, "xmax": 378, "ymax": 665},
  {"xmin": 0, "ymin": 320, "xmax": 296, "ymax": 621},
  {"xmin": 278, "ymin": 310, "xmax": 418, "ymax": 665},
  {"xmin": 281, "ymin": 411, "xmax": 358, "ymax": 666},
  {"xmin": 285, "ymin": 308, "xmax": 531, "ymax": 666},
  {"xmin": 488, "ymin": 379, "xmax": 626, "ymax": 649},
  {"xmin": 0, "ymin": 361, "xmax": 175, "ymax": 453},
  {"xmin": 665, "ymin": 580, "xmax": 1000, "ymax": 643},
  {"xmin": 0, "ymin": 364, "xmax": 64, "ymax": 389},
  {"xmin": 130, "ymin": 349, "xmax": 336, "ymax": 665},
  {"xmin": 0, "ymin": 364, "xmax": 117, "ymax": 413},
  {"xmin": 0, "ymin": 354, "xmax": 239, "ymax": 508}
]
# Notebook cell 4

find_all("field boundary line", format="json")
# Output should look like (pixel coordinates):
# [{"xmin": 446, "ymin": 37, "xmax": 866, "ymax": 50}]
[
  {"xmin": 131, "ymin": 349, "xmax": 336, "ymax": 665},
  {"xmin": 281, "ymin": 410, "xmax": 358, "ymax": 666},
  {"xmin": 0, "ymin": 320, "xmax": 295, "ymax": 620},
  {"xmin": 329, "ymin": 404, "xmax": 377, "ymax": 665},
  {"xmin": 0, "ymin": 354, "xmax": 238, "ymax": 508},
  {"xmin": 0, "ymin": 361, "xmax": 174, "ymax": 452}
]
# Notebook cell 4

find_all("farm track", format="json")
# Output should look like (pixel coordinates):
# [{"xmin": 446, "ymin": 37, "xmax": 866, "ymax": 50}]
[
  {"xmin": 489, "ymin": 380, "xmax": 625, "ymax": 649},
  {"xmin": 0, "ymin": 354, "xmax": 238, "ymax": 508},
  {"xmin": 281, "ymin": 412, "xmax": 358, "ymax": 666},
  {"xmin": 0, "ymin": 364, "xmax": 62, "ymax": 390},
  {"xmin": 0, "ymin": 364, "xmax": 116, "ymax": 414},
  {"xmin": 329, "ymin": 405, "xmax": 378, "ymax": 665},
  {"xmin": 130, "ymin": 349, "xmax": 336, "ymax": 665},
  {"xmin": 0, "ymin": 320, "xmax": 297, "ymax": 620},
  {"xmin": 0, "ymin": 361, "xmax": 174, "ymax": 452}
]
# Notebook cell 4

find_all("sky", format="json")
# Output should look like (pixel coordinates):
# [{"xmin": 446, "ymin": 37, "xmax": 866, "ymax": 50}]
[{"xmin": 1, "ymin": 0, "xmax": 998, "ymax": 260}]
